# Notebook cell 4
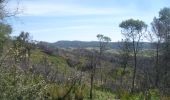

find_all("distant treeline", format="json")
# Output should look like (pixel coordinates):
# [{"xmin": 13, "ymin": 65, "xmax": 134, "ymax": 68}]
[{"xmin": 38, "ymin": 41, "xmax": 153, "ymax": 49}]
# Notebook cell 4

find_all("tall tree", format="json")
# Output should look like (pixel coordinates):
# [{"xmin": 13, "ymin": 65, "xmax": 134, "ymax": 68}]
[
  {"xmin": 119, "ymin": 19, "xmax": 147, "ymax": 93},
  {"xmin": 118, "ymin": 39, "xmax": 131, "ymax": 87},
  {"xmin": 88, "ymin": 51, "xmax": 97, "ymax": 100},
  {"xmin": 150, "ymin": 17, "xmax": 164, "ymax": 88},
  {"xmin": 0, "ymin": 0, "xmax": 19, "ymax": 57},
  {"xmin": 0, "ymin": 0, "xmax": 12, "ymax": 56},
  {"xmin": 97, "ymin": 34, "xmax": 111, "ymax": 84},
  {"xmin": 158, "ymin": 8, "xmax": 170, "ymax": 91}
]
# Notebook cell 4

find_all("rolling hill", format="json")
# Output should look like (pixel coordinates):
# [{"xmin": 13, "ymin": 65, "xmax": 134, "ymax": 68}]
[{"xmin": 38, "ymin": 40, "xmax": 153, "ymax": 49}]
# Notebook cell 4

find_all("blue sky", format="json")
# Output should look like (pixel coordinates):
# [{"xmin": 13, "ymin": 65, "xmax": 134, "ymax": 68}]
[{"xmin": 8, "ymin": 0, "xmax": 170, "ymax": 42}]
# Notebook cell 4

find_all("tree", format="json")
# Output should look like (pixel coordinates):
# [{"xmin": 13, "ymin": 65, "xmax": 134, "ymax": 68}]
[
  {"xmin": 87, "ymin": 50, "xmax": 97, "ymax": 99},
  {"xmin": 150, "ymin": 17, "xmax": 164, "ymax": 88},
  {"xmin": 0, "ymin": 0, "xmax": 20, "ymax": 20},
  {"xmin": 97, "ymin": 34, "xmax": 111, "ymax": 54},
  {"xmin": 118, "ymin": 39, "xmax": 131, "ymax": 87},
  {"xmin": 119, "ymin": 19, "xmax": 147, "ymax": 93},
  {"xmin": 96, "ymin": 34, "xmax": 111, "ymax": 84},
  {"xmin": 157, "ymin": 8, "xmax": 170, "ymax": 93},
  {"xmin": 13, "ymin": 32, "xmax": 33, "ymax": 71},
  {"xmin": 0, "ymin": 23, "xmax": 12, "ymax": 56},
  {"xmin": 0, "ymin": 0, "xmax": 18, "ymax": 58}
]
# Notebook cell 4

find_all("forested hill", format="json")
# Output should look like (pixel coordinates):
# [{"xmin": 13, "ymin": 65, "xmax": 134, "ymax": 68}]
[{"xmin": 38, "ymin": 40, "xmax": 152, "ymax": 49}]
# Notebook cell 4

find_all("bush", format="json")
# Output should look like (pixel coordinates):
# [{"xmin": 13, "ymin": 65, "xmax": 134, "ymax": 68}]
[
  {"xmin": 0, "ymin": 67, "xmax": 46, "ymax": 99},
  {"xmin": 74, "ymin": 84, "xmax": 87, "ymax": 100},
  {"xmin": 115, "ymin": 89, "xmax": 161, "ymax": 100},
  {"xmin": 44, "ymin": 84, "xmax": 71, "ymax": 100}
]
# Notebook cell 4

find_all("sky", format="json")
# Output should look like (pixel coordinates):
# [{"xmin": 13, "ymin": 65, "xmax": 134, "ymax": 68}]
[{"xmin": 7, "ymin": 0, "xmax": 170, "ymax": 42}]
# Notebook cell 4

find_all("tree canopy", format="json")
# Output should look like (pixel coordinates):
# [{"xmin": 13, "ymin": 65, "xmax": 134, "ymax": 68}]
[{"xmin": 119, "ymin": 19, "xmax": 147, "ymax": 32}]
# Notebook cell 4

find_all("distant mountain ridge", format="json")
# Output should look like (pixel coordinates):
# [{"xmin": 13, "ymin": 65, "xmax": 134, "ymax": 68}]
[{"xmin": 38, "ymin": 40, "xmax": 153, "ymax": 49}]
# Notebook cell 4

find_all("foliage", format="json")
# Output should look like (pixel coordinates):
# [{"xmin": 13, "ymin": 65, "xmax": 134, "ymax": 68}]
[
  {"xmin": 119, "ymin": 19, "xmax": 147, "ymax": 32},
  {"xmin": 115, "ymin": 89, "xmax": 161, "ymax": 100},
  {"xmin": 0, "ymin": 66, "xmax": 46, "ymax": 99},
  {"xmin": 0, "ymin": 23, "xmax": 12, "ymax": 56},
  {"xmin": 0, "ymin": 2, "xmax": 170, "ymax": 99},
  {"xmin": 94, "ymin": 89, "xmax": 115, "ymax": 100}
]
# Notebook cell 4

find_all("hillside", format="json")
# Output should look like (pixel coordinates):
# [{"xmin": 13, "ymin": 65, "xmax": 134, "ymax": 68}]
[
  {"xmin": 1, "ymin": 1, "xmax": 170, "ymax": 99},
  {"xmin": 30, "ymin": 48, "xmax": 116, "ymax": 99},
  {"xmin": 38, "ymin": 41, "xmax": 153, "ymax": 49}
]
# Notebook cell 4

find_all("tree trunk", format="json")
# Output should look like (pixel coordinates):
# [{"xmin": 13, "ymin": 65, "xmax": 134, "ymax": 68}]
[
  {"xmin": 131, "ymin": 52, "xmax": 137, "ymax": 93},
  {"xmin": 99, "ymin": 48, "xmax": 103, "ymax": 85},
  {"xmin": 155, "ymin": 43, "xmax": 159, "ymax": 87},
  {"xmin": 131, "ymin": 40, "xmax": 137, "ymax": 93},
  {"xmin": 90, "ymin": 53, "xmax": 96, "ymax": 100},
  {"xmin": 121, "ymin": 64, "xmax": 127, "ymax": 87},
  {"xmin": 90, "ymin": 72, "xmax": 94, "ymax": 99}
]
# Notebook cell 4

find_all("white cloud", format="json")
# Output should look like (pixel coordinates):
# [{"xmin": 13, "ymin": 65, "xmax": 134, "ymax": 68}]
[
  {"xmin": 14, "ymin": 1, "xmax": 135, "ymax": 17},
  {"xmin": 29, "ymin": 25, "xmax": 111, "ymax": 33},
  {"xmin": 9, "ymin": 0, "xmax": 166, "ymax": 42}
]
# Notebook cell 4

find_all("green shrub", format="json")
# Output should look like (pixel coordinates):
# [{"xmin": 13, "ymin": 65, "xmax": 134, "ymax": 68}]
[
  {"xmin": 75, "ymin": 88, "xmax": 84, "ymax": 100},
  {"xmin": 45, "ymin": 84, "xmax": 72, "ymax": 100},
  {"xmin": 116, "ymin": 89, "xmax": 161, "ymax": 100},
  {"xmin": 148, "ymin": 89, "xmax": 160, "ymax": 100},
  {"xmin": 160, "ymin": 96, "xmax": 170, "ymax": 100},
  {"xmin": 0, "ymin": 68, "xmax": 46, "ymax": 100}
]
